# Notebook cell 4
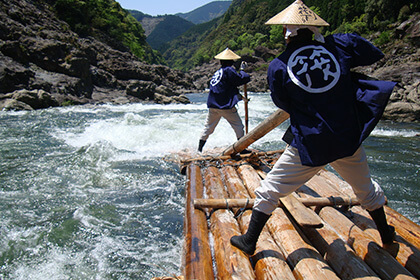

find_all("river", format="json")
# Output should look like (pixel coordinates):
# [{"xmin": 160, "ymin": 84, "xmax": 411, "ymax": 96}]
[{"xmin": 1, "ymin": 92, "xmax": 419, "ymax": 279}]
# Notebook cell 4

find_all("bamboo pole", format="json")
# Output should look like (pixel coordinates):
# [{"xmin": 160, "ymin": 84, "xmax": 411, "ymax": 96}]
[
  {"xmin": 318, "ymin": 206, "xmax": 416, "ymax": 280},
  {"xmin": 221, "ymin": 165, "xmax": 296, "ymax": 279},
  {"xmin": 203, "ymin": 166, "xmax": 256, "ymax": 279},
  {"xmin": 182, "ymin": 164, "xmax": 214, "ymax": 280},
  {"xmin": 223, "ymin": 109, "xmax": 289, "ymax": 155}
]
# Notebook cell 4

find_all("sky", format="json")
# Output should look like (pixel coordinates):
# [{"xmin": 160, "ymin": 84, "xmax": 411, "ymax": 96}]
[{"xmin": 116, "ymin": 0, "xmax": 229, "ymax": 16}]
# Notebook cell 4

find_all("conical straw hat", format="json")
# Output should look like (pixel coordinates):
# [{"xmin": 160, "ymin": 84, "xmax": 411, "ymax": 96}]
[
  {"xmin": 214, "ymin": 48, "xmax": 241, "ymax": 60},
  {"xmin": 265, "ymin": 0, "xmax": 329, "ymax": 26}
]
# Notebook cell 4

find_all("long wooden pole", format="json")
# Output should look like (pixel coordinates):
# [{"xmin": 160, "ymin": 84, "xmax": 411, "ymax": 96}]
[
  {"xmin": 244, "ymin": 84, "xmax": 249, "ymax": 134},
  {"xmin": 193, "ymin": 196, "xmax": 360, "ymax": 209},
  {"xmin": 183, "ymin": 165, "xmax": 214, "ymax": 280},
  {"xmin": 223, "ymin": 108, "xmax": 289, "ymax": 155}
]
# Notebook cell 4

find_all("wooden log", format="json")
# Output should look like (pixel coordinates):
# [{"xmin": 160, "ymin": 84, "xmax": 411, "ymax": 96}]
[
  {"xmin": 193, "ymin": 196, "xmax": 360, "ymax": 210},
  {"xmin": 204, "ymin": 166, "xmax": 228, "ymax": 199},
  {"xmin": 344, "ymin": 205, "xmax": 420, "ymax": 279},
  {"xmin": 222, "ymin": 165, "xmax": 296, "ymax": 279},
  {"xmin": 203, "ymin": 166, "xmax": 256, "ymax": 279},
  {"xmin": 268, "ymin": 207, "xmax": 341, "ymax": 280},
  {"xmin": 237, "ymin": 164, "xmax": 342, "ymax": 279},
  {"xmin": 223, "ymin": 109, "xmax": 289, "ymax": 155},
  {"xmin": 279, "ymin": 194, "xmax": 324, "ymax": 228},
  {"xmin": 238, "ymin": 211, "xmax": 296, "ymax": 280},
  {"xmin": 182, "ymin": 164, "xmax": 214, "ymax": 280},
  {"xmin": 180, "ymin": 149, "xmax": 284, "ymax": 166},
  {"xmin": 300, "ymin": 215, "xmax": 381, "ymax": 280},
  {"xmin": 255, "ymin": 168, "xmax": 324, "ymax": 228},
  {"xmin": 306, "ymin": 169, "xmax": 420, "ymax": 251},
  {"xmin": 303, "ymin": 169, "xmax": 420, "ymax": 275},
  {"xmin": 318, "ymin": 206, "xmax": 416, "ymax": 280},
  {"xmin": 384, "ymin": 206, "xmax": 420, "ymax": 250}
]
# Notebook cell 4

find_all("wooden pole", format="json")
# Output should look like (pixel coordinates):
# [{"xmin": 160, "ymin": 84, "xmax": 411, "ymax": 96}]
[
  {"xmin": 318, "ymin": 206, "xmax": 416, "ymax": 280},
  {"xmin": 268, "ymin": 208, "xmax": 351, "ymax": 280},
  {"xmin": 300, "ymin": 215, "xmax": 381, "ymax": 280},
  {"xmin": 193, "ymin": 196, "xmax": 360, "ymax": 209},
  {"xmin": 257, "ymin": 169, "xmax": 325, "ymax": 228},
  {"xmin": 182, "ymin": 164, "xmax": 214, "ymax": 280},
  {"xmin": 244, "ymin": 84, "xmax": 249, "ymax": 134},
  {"xmin": 221, "ymin": 165, "xmax": 296, "ymax": 279},
  {"xmin": 300, "ymin": 169, "xmax": 420, "ymax": 276},
  {"xmin": 180, "ymin": 149, "xmax": 284, "ymax": 166},
  {"xmin": 203, "ymin": 167, "xmax": 256, "ymax": 279},
  {"xmin": 237, "ymin": 164, "xmax": 340, "ymax": 279},
  {"xmin": 223, "ymin": 108, "xmax": 289, "ymax": 155}
]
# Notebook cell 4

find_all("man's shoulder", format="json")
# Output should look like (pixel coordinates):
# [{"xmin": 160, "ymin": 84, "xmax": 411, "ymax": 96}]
[{"xmin": 326, "ymin": 33, "xmax": 365, "ymax": 45}]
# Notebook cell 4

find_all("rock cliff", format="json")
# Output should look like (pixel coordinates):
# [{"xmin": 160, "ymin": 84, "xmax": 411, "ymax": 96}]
[{"xmin": 0, "ymin": 0, "xmax": 196, "ymax": 110}]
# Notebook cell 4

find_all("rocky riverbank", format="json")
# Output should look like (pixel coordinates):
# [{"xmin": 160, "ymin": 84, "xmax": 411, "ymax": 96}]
[
  {"xmin": 0, "ymin": 0, "xmax": 195, "ymax": 111},
  {"xmin": 1, "ymin": 0, "xmax": 419, "ymax": 122}
]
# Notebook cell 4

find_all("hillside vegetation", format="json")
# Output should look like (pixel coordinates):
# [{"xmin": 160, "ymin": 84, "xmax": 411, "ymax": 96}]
[
  {"xmin": 47, "ymin": 0, "xmax": 164, "ymax": 64},
  {"xmin": 164, "ymin": 0, "xmax": 419, "ymax": 70}
]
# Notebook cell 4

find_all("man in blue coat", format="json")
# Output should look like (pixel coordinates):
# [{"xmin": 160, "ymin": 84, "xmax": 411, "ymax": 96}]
[
  {"xmin": 231, "ymin": 0, "xmax": 397, "ymax": 255},
  {"xmin": 198, "ymin": 48, "xmax": 251, "ymax": 152}
]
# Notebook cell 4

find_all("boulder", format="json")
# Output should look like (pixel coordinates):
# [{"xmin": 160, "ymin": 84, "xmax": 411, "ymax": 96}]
[{"xmin": 0, "ymin": 98, "xmax": 33, "ymax": 111}]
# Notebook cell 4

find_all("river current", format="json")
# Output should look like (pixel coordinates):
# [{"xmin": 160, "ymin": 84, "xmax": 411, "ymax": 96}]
[{"xmin": 1, "ymin": 92, "xmax": 419, "ymax": 279}]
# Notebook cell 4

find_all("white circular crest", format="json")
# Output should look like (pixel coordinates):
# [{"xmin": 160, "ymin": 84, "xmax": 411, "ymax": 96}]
[
  {"xmin": 287, "ymin": 45, "xmax": 341, "ymax": 93},
  {"xmin": 210, "ymin": 69, "xmax": 223, "ymax": 87}
]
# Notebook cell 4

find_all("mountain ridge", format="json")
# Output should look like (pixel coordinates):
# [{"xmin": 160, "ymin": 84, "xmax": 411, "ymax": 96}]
[
  {"xmin": 176, "ymin": 1, "xmax": 232, "ymax": 24},
  {"xmin": 129, "ymin": 1, "xmax": 232, "ymax": 52}
]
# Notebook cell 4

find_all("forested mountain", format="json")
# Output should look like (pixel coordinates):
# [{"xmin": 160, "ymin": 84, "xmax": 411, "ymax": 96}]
[
  {"xmin": 47, "ymin": 0, "xmax": 163, "ymax": 64},
  {"xmin": 128, "ymin": 1, "xmax": 231, "ymax": 54},
  {"xmin": 164, "ymin": 0, "xmax": 419, "ymax": 70},
  {"xmin": 176, "ymin": 1, "xmax": 232, "ymax": 24},
  {"xmin": 146, "ymin": 16, "xmax": 195, "ymax": 53}
]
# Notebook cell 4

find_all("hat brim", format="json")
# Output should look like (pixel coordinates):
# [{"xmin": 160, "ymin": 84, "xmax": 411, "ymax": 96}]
[{"xmin": 265, "ymin": 0, "xmax": 329, "ymax": 26}]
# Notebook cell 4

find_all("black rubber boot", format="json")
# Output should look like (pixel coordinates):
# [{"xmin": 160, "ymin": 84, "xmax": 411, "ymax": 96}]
[
  {"xmin": 368, "ymin": 207, "xmax": 395, "ymax": 245},
  {"xmin": 198, "ymin": 140, "xmax": 206, "ymax": 152},
  {"xmin": 230, "ymin": 209, "xmax": 270, "ymax": 255}
]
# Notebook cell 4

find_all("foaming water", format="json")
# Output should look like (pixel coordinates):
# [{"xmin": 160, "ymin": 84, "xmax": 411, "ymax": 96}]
[{"xmin": 0, "ymin": 92, "xmax": 419, "ymax": 279}]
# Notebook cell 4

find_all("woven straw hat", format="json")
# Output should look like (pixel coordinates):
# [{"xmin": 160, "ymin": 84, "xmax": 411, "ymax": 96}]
[
  {"xmin": 214, "ymin": 48, "xmax": 241, "ymax": 60},
  {"xmin": 265, "ymin": 0, "xmax": 329, "ymax": 26}
]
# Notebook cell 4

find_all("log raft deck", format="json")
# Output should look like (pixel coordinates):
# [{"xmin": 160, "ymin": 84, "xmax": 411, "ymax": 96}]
[{"xmin": 156, "ymin": 109, "xmax": 420, "ymax": 280}]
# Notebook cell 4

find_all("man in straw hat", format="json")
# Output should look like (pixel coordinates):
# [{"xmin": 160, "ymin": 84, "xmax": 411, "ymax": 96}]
[
  {"xmin": 198, "ymin": 48, "xmax": 250, "ymax": 153},
  {"xmin": 231, "ymin": 0, "xmax": 397, "ymax": 255}
]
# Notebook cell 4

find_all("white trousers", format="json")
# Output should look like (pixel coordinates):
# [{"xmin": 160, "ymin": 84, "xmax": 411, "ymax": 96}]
[
  {"xmin": 200, "ymin": 107, "xmax": 244, "ymax": 141},
  {"xmin": 254, "ymin": 145, "xmax": 386, "ymax": 214}
]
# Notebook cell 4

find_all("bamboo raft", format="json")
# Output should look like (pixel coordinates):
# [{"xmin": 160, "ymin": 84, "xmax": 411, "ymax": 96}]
[{"xmin": 156, "ymin": 109, "xmax": 420, "ymax": 280}]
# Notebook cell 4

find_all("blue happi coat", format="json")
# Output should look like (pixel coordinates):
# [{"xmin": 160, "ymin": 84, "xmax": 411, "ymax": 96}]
[
  {"xmin": 208, "ymin": 66, "xmax": 250, "ymax": 109},
  {"xmin": 267, "ymin": 33, "xmax": 396, "ymax": 166}
]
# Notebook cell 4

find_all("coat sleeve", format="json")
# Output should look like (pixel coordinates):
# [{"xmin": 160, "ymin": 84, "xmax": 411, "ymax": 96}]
[
  {"xmin": 332, "ymin": 33, "xmax": 385, "ymax": 68},
  {"xmin": 267, "ymin": 58, "xmax": 290, "ymax": 112},
  {"xmin": 228, "ymin": 68, "xmax": 251, "ymax": 86}
]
